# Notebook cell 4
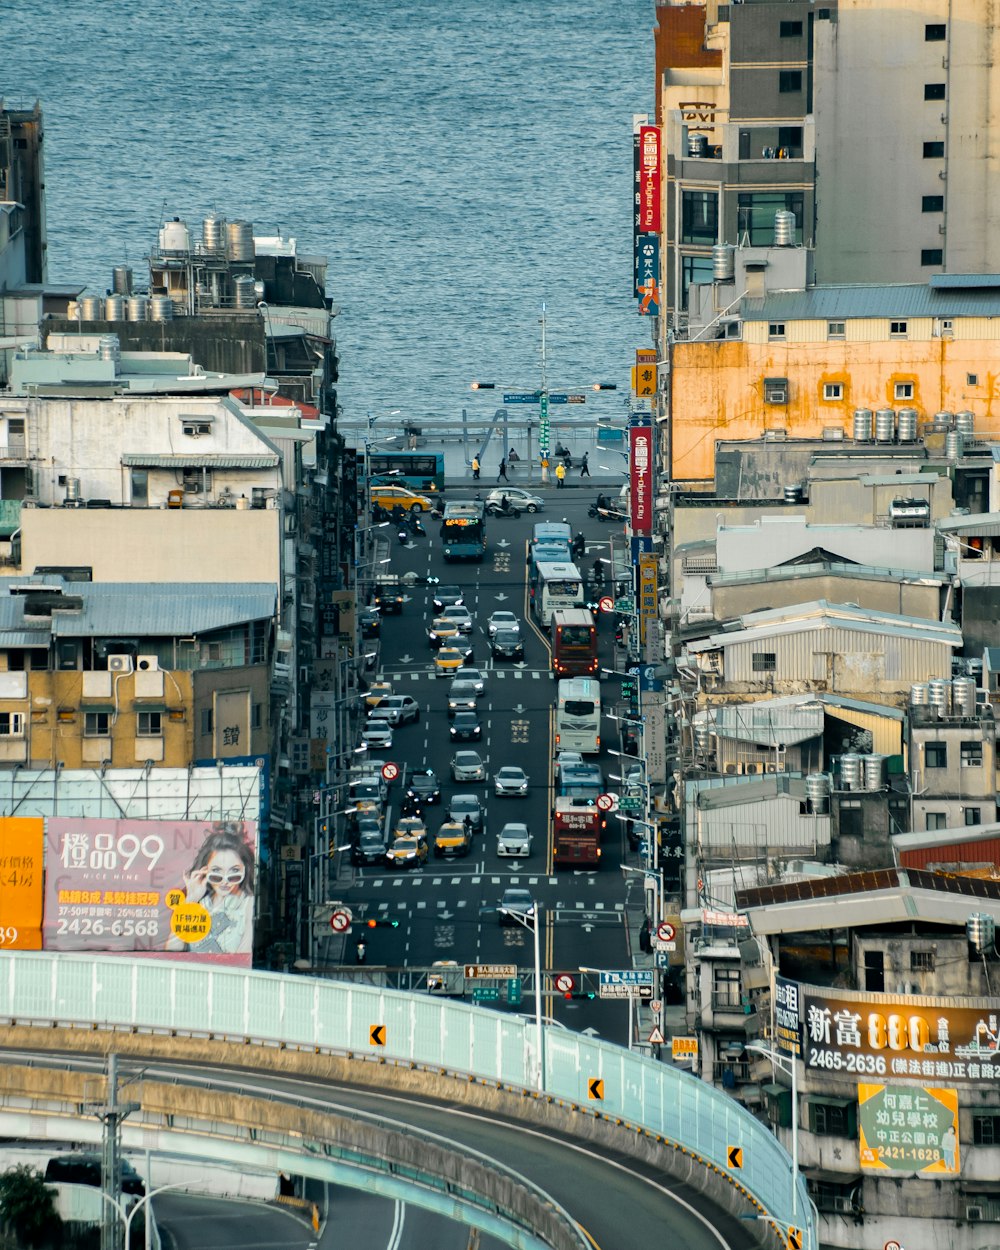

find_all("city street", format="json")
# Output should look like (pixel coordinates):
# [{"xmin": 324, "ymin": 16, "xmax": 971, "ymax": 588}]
[{"xmin": 325, "ymin": 488, "xmax": 652, "ymax": 1046}]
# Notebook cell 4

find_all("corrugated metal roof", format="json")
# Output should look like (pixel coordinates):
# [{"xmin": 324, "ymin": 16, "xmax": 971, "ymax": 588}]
[
  {"xmin": 894, "ymin": 821, "xmax": 1000, "ymax": 851},
  {"xmin": 120, "ymin": 453, "xmax": 279, "ymax": 468},
  {"xmin": 937, "ymin": 510, "xmax": 1000, "ymax": 535},
  {"xmin": 819, "ymin": 693, "xmax": 905, "ymax": 721},
  {"xmin": 690, "ymin": 601, "xmax": 961, "ymax": 651},
  {"xmin": 0, "ymin": 630, "xmax": 48, "ymax": 648},
  {"xmin": 712, "ymin": 701, "xmax": 824, "ymax": 746},
  {"xmin": 741, "ymin": 283, "xmax": 1000, "ymax": 321},
  {"xmin": 698, "ymin": 776, "xmax": 808, "ymax": 809},
  {"xmin": 929, "ymin": 273, "xmax": 1000, "ymax": 290}
]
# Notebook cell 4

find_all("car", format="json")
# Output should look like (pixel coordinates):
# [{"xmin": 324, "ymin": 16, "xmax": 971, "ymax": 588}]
[
  {"xmin": 437, "ymin": 605, "xmax": 474, "ymax": 634},
  {"xmin": 367, "ymin": 694, "xmax": 421, "ymax": 727},
  {"xmin": 428, "ymin": 615, "xmax": 463, "ymax": 646},
  {"xmin": 406, "ymin": 767, "xmax": 441, "ymax": 804},
  {"xmin": 45, "ymin": 1153, "xmax": 145, "ymax": 1197},
  {"xmin": 487, "ymin": 610, "xmax": 520, "ymax": 637},
  {"xmin": 553, "ymin": 750, "xmax": 584, "ymax": 776},
  {"xmin": 462, "ymin": 667, "xmax": 487, "ymax": 694},
  {"xmin": 485, "ymin": 487, "xmax": 544, "ymax": 514},
  {"xmin": 498, "ymin": 887, "xmax": 535, "ymax": 927},
  {"xmin": 434, "ymin": 645, "xmax": 474, "ymax": 675},
  {"xmin": 490, "ymin": 628, "xmax": 524, "ymax": 661},
  {"xmin": 385, "ymin": 833, "xmax": 428, "ymax": 869},
  {"xmin": 373, "ymin": 579, "xmax": 404, "ymax": 615},
  {"xmin": 494, "ymin": 766, "xmax": 529, "ymax": 797},
  {"xmin": 360, "ymin": 721, "xmax": 394, "ymax": 751},
  {"xmin": 452, "ymin": 750, "xmax": 486, "ymax": 782},
  {"xmin": 369, "ymin": 483, "xmax": 435, "ymax": 514},
  {"xmin": 450, "ymin": 711, "xmax": 482, "ymax": 742},
  {"xmin": 434, "ymin": 820, "xmax": 473, "ymax": 858},
  {"xmin": 447, "ymin": 680, "xmax": 479, "ymax": 715},
  {"xmin": 352, "ymin": 829, "xmax": 389, "ymax": 866},
  {"xmin": 448, "ymin": 793, "xmax": 483, "ymax": 831},
  {"xmin": 348, "ymin": 780, "xmax": 384, "ymax": 820},
  {"xmin": 393, "ymin": 815, "xmax": 428, "ymax": 842},
  {"xmin": 359, "ymin": 605, "xmax": 381, "ymax": 638},
  {"xmin": 432, "ymin": 585, "xmax": 465, "ymax": 613},
  {"xmin": 497, "ymin": 822, "xmax": 533, "ymax": 857},
  {"xmin": 362, "ymin": 680, "xmax": 394, "ymax": 709}
]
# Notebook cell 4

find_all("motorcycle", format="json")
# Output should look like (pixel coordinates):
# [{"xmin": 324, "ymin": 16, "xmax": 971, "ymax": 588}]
[
  {"xmin": 595, "ymin": 506, "xmax": 626, "ymax": 524},
  {"xmin": 571, "ymin": 535, "xmax": 586, "ymax": 560},
  {"xmin": 487, "ymin": 500, "xmax": 521, "ymax": 518},
  {"xmin": 355, "ymin": 939, "xmax": 367, "ymax": 965},
  {"xmin": 588, "ymin": 498, "xmax": 611, "ymax": 519},
  {"xmin": 409, "ymin": 514, "xmax": 426, "ymax": 536},
  {"xmin": 397, "ymin": 528, "xmax": 409, "ymax": 546}
]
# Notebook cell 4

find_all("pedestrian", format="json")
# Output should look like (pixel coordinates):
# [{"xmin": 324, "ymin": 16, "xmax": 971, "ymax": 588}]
[
  {"xmin": 580, "ymin": 452, "xmax": 590, "ymax": 478},
  {"xmin": 555, "ymin": 461, "xmax": 566, "ymax": 488},
  {"xmin": 497, "ymin": 456, "xmax": 508, "ymax": 482},
  {"xmin": 472, "ymin": 455, "xmax": 480, "ymax": 480}
]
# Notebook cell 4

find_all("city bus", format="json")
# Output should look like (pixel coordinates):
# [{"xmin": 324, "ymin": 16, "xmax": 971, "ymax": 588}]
[
  {"xmin": 356, "ymin": 450, "xmax": 446, "ymax": 494},
  {"xmin": 440, "ymin": 499, "xmax": 487, "ymax": 561},
  {"xmin": 555, "ymin": 677, "xmax": 602, "ymax": 755},
  {"xmin": 551, "ymin": 608, "xmax": 598, "ymax": 677},
  {"xmin": 530, "ymin": 560, "xmax": 584, "ymax": 628},
  {"xmin": 553, "ymin": 797, "xmax": 601, "ymax": 868}
]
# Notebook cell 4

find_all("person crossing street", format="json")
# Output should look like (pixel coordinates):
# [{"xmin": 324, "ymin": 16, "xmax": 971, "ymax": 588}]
[
  {"xmin": 555, "ymin": 460, "xmax": 566, "ymax": 488},
  {"xmin": 497, "ymin": 456, "xmax": 508, "ymax": 482}
]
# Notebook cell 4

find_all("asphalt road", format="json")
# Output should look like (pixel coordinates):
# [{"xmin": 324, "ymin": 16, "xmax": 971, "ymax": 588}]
[
  {"xmin": 155, "ymin": 1192, "xmax": 313, "ymax": 1250},
  {"xmin": 324, "ymin": 487, "xmax": 651, "ymax": 1046}
]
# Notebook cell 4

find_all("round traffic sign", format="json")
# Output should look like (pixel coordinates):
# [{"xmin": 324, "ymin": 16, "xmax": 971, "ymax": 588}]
[
  {"xmin": 649, "ymin": 1000, "xmax": 662, "ymax": 1015},
  {"xmin": 596, "ymin": 793, "xmax": 615, "ymax": 812},
  {"xmin": 656, "ymin": 921, "xmax": 676, "ymax": 943},
  {"xmin": 554, "ymin": 973, "xmax": 576, "ymax": 993},
  {"xmin": 884, "ymin": 1242, "xmax": 902, "ymax": 1250},
  {"xmin": 598, "ymin": 595, "xmax": 614, "ymax": 615},
  {"xmin": 330, "ymin": 909, "xmax": 352, "ymax": 933},
  {"xmin": 381, "ymin": 761, "xmax": 399, "ymax": 782}
]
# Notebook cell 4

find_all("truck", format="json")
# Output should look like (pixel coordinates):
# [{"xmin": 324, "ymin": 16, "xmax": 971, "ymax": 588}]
[
  {"xmin": 372, "ymin": 576, "xmax": 405, "ymax": 615},
  {"xmin": 553, "ymin": 797, "xmax": 601, "ymax": 868}
]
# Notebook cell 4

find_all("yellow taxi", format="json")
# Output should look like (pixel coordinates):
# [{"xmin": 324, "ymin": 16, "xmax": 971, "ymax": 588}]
[
  {"xmin": 385, "ymin": 834, "xmax": 428, "ymax": 870},
  {"xmin": 369, "ymin": 483, "xmax": 436, "ymax": 514},
  {"xmin": 362, "ymin": 680, "xmax": 393, "ymax": 709},
  {"xmin": 393, "ymin": 815, "xmax": 428, "ymax": 842},
  {"xmin": 434, "ymin": 820, "xmax": 473, "ymax": 859},
  {"xmin": 428, "ymin": 615, "xmax": 462, "ymax": 645},
  {"xmin": 434, "ymin": 645, "xmax": 473, "ymax": 676}
]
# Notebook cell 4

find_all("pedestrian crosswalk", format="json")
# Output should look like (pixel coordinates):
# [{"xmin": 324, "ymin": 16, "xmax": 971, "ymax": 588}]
[{"xmin": 382, "ymin": 666, "xmax": 551, "ymax": 680}]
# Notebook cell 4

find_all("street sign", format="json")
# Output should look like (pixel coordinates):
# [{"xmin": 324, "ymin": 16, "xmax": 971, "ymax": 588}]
[
  {"xmin": 656, "ymin": 921, "xmax": 676, "ymax": 943},
  {"xmin": 596, "ymin": 793, "xmax": 616, "ymax": 812},
  {"xmin": 614, "ymin": 597, "xmax": 634, "ymax": 614},
  {"xmin": 654, "ymin": 951, "xmax": 672, "ymax": 969},
  {"xmin": 638, "ymin": 664, "xmax": 663, "ymax": 693},
  {"xmin": 649, "ymin": 999, "xmax": 662, "ymax": 1015},
  {"xmin": 330, "ymin": 909, "xmax": 352, "ymax": 933},
  {"xmin": 472, "ymin": 985, "xmax": 500, "ymax": 1002},
  {"xmin": 507, "ymin": 978, "xmax": 522, "ymax": 1006},
  {"xmin": 884, "ymin": 1242, "xmax": 902, "ymax": 1250},
  {"xmin": 381, "ymin": 761, "xmax": 399, "ymax": 782},
  {"xmin": 464, "ymin": 963, "xmax": 517, "ymax": 979},
  {"xmin": 503, "ymin": 392, "xmax": 541, "ymax": 403},
  {"xmin": 671, "ymin": 1036, "xmax": 699, "ymax": 1061},
  {"xmin": 370, "ymin": 1025, "xmax": 386, "ymax": 1046},
  {"xmin": 618, "ymin": 794, "xmax": 642, "ymax": 813},
  {"xmin": 588, "ymin": 1078, "xmax": 604, "ymax": 1100},
  {"xmin": 553, "ymin": 973, "xmax": 576, "ymax": 993},
  {"xmin": 598, "ymin": 970, "xmax": 654, "ymax": 1000},
  {"xmin": 648, "ymin": 1025, "xmax": 665, "ymax": 1045},
  {"xmin": 598, "ymin": 596, "xmax": 614, "ymax": 614},
  {"xmin": 727, "ymin": 1146, "xmax": 743, "ymax": 1170}
]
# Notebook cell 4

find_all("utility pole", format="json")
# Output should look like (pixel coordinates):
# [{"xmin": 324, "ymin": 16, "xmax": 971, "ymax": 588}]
[{"xmin": 91, "ymin": 1054, "xmax": 140, "ymax": 1250}]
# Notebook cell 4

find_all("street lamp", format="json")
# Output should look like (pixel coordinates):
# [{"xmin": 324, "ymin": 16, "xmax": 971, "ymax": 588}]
[
  {"xmin": 502, "ymin": 904, "xmax": 544, "ymax": 1093},
  {"xmin": 745, "ymin": 1040, "xmax": 801, "ymax": 1237}
]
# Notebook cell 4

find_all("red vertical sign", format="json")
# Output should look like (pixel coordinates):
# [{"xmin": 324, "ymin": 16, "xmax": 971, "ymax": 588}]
[
  {"xmin": 629, "ymin": 421, "xmax": 653, "ymax": 536},
  {"xmin": 638, "ymin": 126, "xmax": 661, "ymax": 233}
]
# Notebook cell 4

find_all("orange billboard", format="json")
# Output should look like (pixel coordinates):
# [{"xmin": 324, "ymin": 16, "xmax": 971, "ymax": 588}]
[{"xmin": 0, "ymin": 817, "xmax": 43, "ymax": 949}]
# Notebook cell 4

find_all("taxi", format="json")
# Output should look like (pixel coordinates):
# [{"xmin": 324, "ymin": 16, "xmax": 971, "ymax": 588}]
[
  {"xmin": 393, "ymin": 815, "xmax": 428, "ymax": 842},
  {"xmin": 362, "ymin": 680, "xmax": 393, "ymax": 710},
  {"xmin": 434, "ymin": 820, "xmax": 473, "ymax": 859},
  {"xmin": 428, "ymin": 614, "xmax": 463, "ymax": 646},
  {"xmin": 369, "ymin": 483, "xmax": 435, "ymax": 514},
  {"xmin": 385, "ymin": 833, "xmax": 428, "ymax": 869},
  {"xmin": 434, "ymin": 645, "xmax": 473, "ymax": 676}
]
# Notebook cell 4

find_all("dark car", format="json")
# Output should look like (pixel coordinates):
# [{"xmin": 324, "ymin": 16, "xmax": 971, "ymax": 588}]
[
  {"xmin": 498, "ymin": 888, "xmax": 536, "ymax": 928},
  {"xmin": 45, "ymin": 1154, "xmax": 145, "ymax": 1197},
  {"xmin": 447, "ymin": 680, "xmax": 479, "ymax": 716},
  {"xmin": 432, "ymin": 585, "xmax": 465, "ymax": 613},
  {"xmin": 373, "ymin": 580, "xmax": 404, "ymax": 615},
  {"xmin": 352, "ymin": 829, "xmax": 389, "ymax": 866},
  {"xmin": 359, "ymin": 605, "xmax": 381, "ymax": 638},
  {"xmin": 406, "ymin": 767, "xmax": 441, "ymax": 804},
  {"xmin": 449, "ymin": 711, "xmax": 482, "ymax": 742},
  {"xmin": 490, "ymin": 628, "xmax": 524, "ymax": 661}
]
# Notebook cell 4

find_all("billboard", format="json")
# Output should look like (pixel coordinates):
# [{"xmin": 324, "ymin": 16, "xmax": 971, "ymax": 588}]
[
  {"xmin": 638, "ymin": 552, "xmax": 658, "ymax": 644},
  {"xmin": 0, "ymin": 817, "xmax": 44, "ymax": 949},
  {"xmin": 629, "ymin": 419, "xmax": 653, "ymax": 536},
  {"xmin": 638, "ymin": 126, "xmax": 661, "ymax": 232},
  {"xmin": 635, "ymin": 234, "xmax": 660, "ymax": 316},
  {"xmin": 44, "ymin": 818, "xmax": 258, "ymax": 967},
  {"xmin": 858, "ymin": 1084, "xmax": 959, "ymax": 1175}
]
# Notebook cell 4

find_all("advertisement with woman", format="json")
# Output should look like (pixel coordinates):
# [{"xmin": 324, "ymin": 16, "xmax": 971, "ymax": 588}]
[{"xmin": 43, "ymin": 818, "xmax": 258, "ymax": 967}]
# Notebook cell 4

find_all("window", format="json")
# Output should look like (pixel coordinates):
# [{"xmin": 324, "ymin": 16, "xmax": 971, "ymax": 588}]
[
  {"xmin": 780, "ymin": 20, "xmax": 803, "ymax": 37},
  {"xmin": 926, "ymin": 812, "xmax": 947, "ymax": 831},
  {"xmin": 925, "ymin": 741, "xmax": 947, "ymax": 767},
  {"xmin": 973, "ymin": 1113, "xmax": 1000, "ymax": 1146},
  {"xmin": 894, "ymin": 382, "xmax": 915, "ymax": 400},
  {"xmin": 779, "ymin": 71, "xmax": 803, "ymax": 93},
  {"xmin": 768, "ymin": 323, "xmax": 786, "ymax": 341},
  {"xmin": 201, "ymin": 708, "xmax": 213, "ymax": 736},
  {"xmin": 752, "ymin": 653, "xmax": 777, "ymax": 672},
  {"xmin": 961, "ymin": 740, "xmax": 983, "ymax": 768},
  {"xmin": 251, "ymin": 703, "xmax": 262, "ymax": 730},
  {"xmin": 130, "ymin": 468, "xmax": 148, "ymax": 506},
  {"xmin": 911, "ymin": 950, "xmax": 935, "ymax": 972},
  {"xmin": 921, "ymin": 248, "xmax": 944, "ymax": 266},
  {"xmin": 823, "ymin": 383, "xmax": 843, "ymax": 401},
  {"xmin": 890, "ymin": 320, "xmax": 908, "ymax": 337},
  {"xmin": 681, "ymin": 254, "xmax": 715, "ymax": 309},
  {"xmin": 827, "ymin": 321, "xmax": 845, "ymax": 339},
  {"xmin": 941, "ymin": 319, "xmax": 954, "ymax": 336},
  {"xmin": 712, "ymin": 965, "xmax": 742, "ymax": 1009},
  {"xmin": 810, "ymin": 1101, "xmax": 854, "ymax": 1136},
  {"xmin": 181, "ymin": 420, "xmax": 212, "ymax": 437},
  {"xmin": 182, "ymin": 467, "xmax": 212, "ymax": 494},
  {"xmin": 968, "ymin": 373, "xmax": 978, "ymax": 386},
  {"xmin": 923, "ymin": 141, "xmax": 945, "ymax": 158},
  {"xmin": 136, "ymin": 711, "xmax": 162, "ymax": 737},
  {"xmin": 924, "ymin": 83, "xmax": 946, "ymax": 100},
  {"xmin": 737, "ymin": 193, "xmax": 804, "ymax": 246},
  {"xmin": 922, "ymin": 195, "xmax": 944, "ymax": 212},
  {"xmin": 681, "ymin": 191, "xmax": 719, "ymax": 245},
  {"xmin": 84, "ymin": 711, "xmax": 111, "ymax": 737},
  {"xmin": 925, "ymin": 23, "xmax": 946, "ymax": 41},
  {"xmin": 965, "ymin": 807, "xmax": 982, "ymax": 827},
  {"xmin": 0, "ymin": 712, "xmax": 24, "ymax": 737}
]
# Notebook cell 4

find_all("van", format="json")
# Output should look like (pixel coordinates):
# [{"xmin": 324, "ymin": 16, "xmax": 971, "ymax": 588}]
[
  {"xmin": 45, "ymin": 1153, "xmax": 145, "ymax": 1196},
  {"xmin": 532, "ymin": 521, "xmax": 572, "ymax": 546}
]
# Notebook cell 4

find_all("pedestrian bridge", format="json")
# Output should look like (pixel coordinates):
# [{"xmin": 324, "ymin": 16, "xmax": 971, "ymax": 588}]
[{"xmin": 0, "ymin": 953, "xmax": 809, "ymax": 1249}]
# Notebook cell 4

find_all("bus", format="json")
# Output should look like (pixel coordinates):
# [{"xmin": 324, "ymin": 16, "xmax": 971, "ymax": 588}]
[
  {"xmin": 551, "ymin": 608, "xmax": 598, "ymax": 678},
  {"xmin": 356, "ymin": 450, "xmax": 446, "ymax": 494},
  {"xmin": 530, "ymin": 560, "xmax": 584, "ymax": 628},
  {"xmin": 553, "ymin": 797, "xmax": 601, "ymax": 868},
  {"xmin": 555, "ymin": 677, "xmax": 602, "ymax": 755},
  {"xmin": 441, "ymin": 500, "xmax": 487, "ymax": 561}
]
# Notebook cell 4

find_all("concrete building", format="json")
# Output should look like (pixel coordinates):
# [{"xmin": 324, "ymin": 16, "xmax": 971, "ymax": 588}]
[{"xmin": 908, "ymin": 700, "xmax": 998, "ymax": 832}]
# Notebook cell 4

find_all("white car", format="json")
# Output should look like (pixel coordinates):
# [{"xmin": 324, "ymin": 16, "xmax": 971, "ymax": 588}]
[
  {"xmin": 494, "ymin": 766, "xmax": 529, "ymax": 797},
  {"xmin": 462, "ymin": 668, "xmax": 488, "ymax": 695},
  {"xmin": 487, "ymin": 610, "xmax": 521, "ymax": 638},
  {"xmin": 497, "ymin": 823, "xmax": 533, "ymax": 857},
  {"xmin": 485, "ymin": 487, "xmax": 544, "ymax": 514},
  {"xmin": 452, "ymin": 750, "xmax": 486, "ymax": 783},
  {"xmin": 437, "ymin": 606, "xmax": 474, "ymax": 634},
  {"xmin": 361, "ymin": 721, "xmax": 394, "ymax": 751}
]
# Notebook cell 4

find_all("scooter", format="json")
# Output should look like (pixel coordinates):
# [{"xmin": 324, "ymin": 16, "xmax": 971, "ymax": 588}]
[
  {"xmin": 595, "ymin": 506, "xmax": 626, "ymax": 524},
  {"xmin": 397, "ymin": 528, "xmax": 409, "ymax": 546},
  {"xmin": 487, "ymin": 500, "xmax": 521, "ymax": 518},
  {"xmin": 410, "ymin": 514, "xmax": 426, "ymax": 536},
  {"xmin": 588, "ymin": 498, "xmax": 611, "ymax": 519},
  {"xmin": 355, "ymin": 939, "xmax": 367, "ymax": 965}
]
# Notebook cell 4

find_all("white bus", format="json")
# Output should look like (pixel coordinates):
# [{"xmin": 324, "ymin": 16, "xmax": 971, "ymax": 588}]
[
  {"xmin": 555, "ymin": 677, "xmax": 602, "ymax": 755},
  {"xmin": 530, "ymin": 560, "xmax": 584, "ymax": 628}
]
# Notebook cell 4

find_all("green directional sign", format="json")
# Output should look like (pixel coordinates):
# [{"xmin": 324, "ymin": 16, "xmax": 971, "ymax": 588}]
[
  {"xmin": 472, "ymin": 985, "xmax": 500, "ymax": 1003},
  {"xmin": 614, "ymin": 598, "xmax": 634, "ymax": 614},
  {"xmin": 618, "ymin": 795, "xmax": 643, "ymax": 813},
  {"xmin": 539, "ymin": 391, "xmax": 550, "ymax": 454},
  {"xmin": 506, "ymin": 978, "xmax": 523, "ymax": 1006}
]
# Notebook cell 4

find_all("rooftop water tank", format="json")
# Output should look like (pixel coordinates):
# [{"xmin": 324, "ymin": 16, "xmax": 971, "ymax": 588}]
[
  {"xmin": 863, "ymin": 754, "xmax": 885, "ymax": 792},
  {"xmin": 774, "ymin": 209, "xmax": 796, "ymax": 246},
  {"xmin": 853, "ymin": 409, "xmax": 873, "ymax": 442},
  {"xmin": 712, "ymin": 244, "xmax": 735, "ymax": 282},
  {"xmin": 97, "ymin": 335, "xmax": 120, "ymax": 372},
  {"xmin": 104, "ymin": 295, "xmax": 127, "ymax": 321},
  {"xmin": 910, "ymin": 682, "xmax": 930, "ymax": 707},
  {"xmin": 149, "ymin": 294, "xmax": 174, "ymax": 322},
  {"xmin": 932, "ymin": 410, "xmax": 954, "ymax": 431},
  {"xmin": 955, "ymin": 410, "xmax": 975, "ymax": 437},
  {"xmin": 805, "ymin": 773, "xmax": 830, "ymax": 814},
  {"xmin": 79, "ymin": 295, "xmax": 103, "ymax": 321},
  {"xmin": 227, "ymin": 220, "xmax": 255, "ymax": 262},
  {"xmin": 874, "ymin": 409, "xmax": 895, "ymax": 443},
  {"xmin": 945, "ymin": 429, "xmax": 964, "ymax": 460},
  {"xmin": 158, "ymin": 218, "xmax": 190, "ymax": 253},
  {"xmin": 112, "ymin": 265, "xmax": 133, "ymax": 296},
  {"xmin": 896, "ymin": 408, "xmax": 918, "ymax": 442},
  {"xmin": 127, "ymin": 294, "xmax": 149, "ymax": 322},
  {"xmin": 233, "ymin": 274, "xmax": 257, "ymax": 309},
  {"xmin": 687, "ymin": 132, "xmax": 708, "ymax": 157},
  {"xmin": 952, "ymin": 676, "xmax": 977, "ymax": 717},
  {"xmin": 203, "ymin": 213, "xmax": 227, "ymax": 252},
  {"xmin": 839, "ymin": 753, "xmax": 863, "ymax": 791},
  {"xmin": 928, "ymin": 677, "xmax": 952, "ymax": 718}
]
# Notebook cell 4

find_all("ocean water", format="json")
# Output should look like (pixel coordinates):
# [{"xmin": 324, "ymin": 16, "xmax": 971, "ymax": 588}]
[{"xmin": 12, "ymin": 0, "xmax": 654, "ymax": 426}]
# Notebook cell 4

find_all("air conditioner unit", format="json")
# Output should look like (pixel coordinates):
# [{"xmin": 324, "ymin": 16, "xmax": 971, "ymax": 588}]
[
  {"xmin": 136, "ymin": 655, "xmax": 159, "ymax": 672},
  {"xmin": 108, "ymin": 655, "xmax": 133, "ymax": 674},
  {"xmin": 765, "ymin": 386, "xmax": 788, "ymax": 405},
  {"xmin": 967, "ymin": 1206, "xmax": 984, "ymax": 1222},
  {"xmin": 743, "ymin": 763, "xmax": 759, "ymax": 775},
  {"xmin": 832, "ymin": 1197, "xmax": 854, "ymax": 1215}
]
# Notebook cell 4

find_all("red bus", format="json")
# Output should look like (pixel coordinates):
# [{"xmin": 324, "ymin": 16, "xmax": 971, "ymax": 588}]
[
  {"xmin": 553, "ymin": 796, "xmax": 601, "ymax": 868},
  {"xmin": 551, "ymin": 608, "xmax": 598, "ymax": 678}
]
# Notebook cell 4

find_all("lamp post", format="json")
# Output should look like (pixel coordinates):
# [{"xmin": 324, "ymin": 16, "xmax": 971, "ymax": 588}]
[
  {"xmin": 503, "ymin": 903, "xmax": 544, "ymax": 1092},
  {"xmin": 362, "ymin": 409, "xmax": 401, "ymax": 492},
  {"xmin": 746, "ymin": 1040, "xmax": 802, "ymax": 1241}
]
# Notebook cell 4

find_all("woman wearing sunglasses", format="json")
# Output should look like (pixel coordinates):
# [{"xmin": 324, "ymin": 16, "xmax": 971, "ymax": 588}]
[{"xmin": 169, "ymin": 827, "xmax": 255, "ymax": 955}]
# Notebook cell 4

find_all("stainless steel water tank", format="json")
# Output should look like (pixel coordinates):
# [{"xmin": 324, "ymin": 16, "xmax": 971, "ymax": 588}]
[
  {"xmin": 932, "ymin": 410, "xmax": 954, "ymax": 431},
  {"xmin": 853, "ymin": 409, "xmax": 873, "ymax": 441},
  {"xmin": 150, "ymin": 295, "xmax": 174, "ymax": 321},
  {"xmin": 774, "ymin": 209, "xmax": 796, "ymax": 246},
  {"xmin": 863, "ymin": 754, "xmax": 885, "ymax": 792},
  {"xmin": 968, "ymin": 914, "xmax": 996, "ymax": 951},
  {"xmin": 928, "ymin": 677, "xmax": 952, "ymax": 718},
  {"xmin": 687, "ymin": 132, "xmax": 708, "ymax": 157},
  {"xmin": 127, "ymin": 294, "xmax": 149, "ymax": 322},
  {"xmin": 693, "ymin": 724, "xmax": 714, "ymax": 756},
  {"xmin": 79, "ymin": 295, "xmax": 103, "ymax": 320},
  {"xmin": 805, "ymin": 773, "xmax": 830, "ymax": 813},
  {"xmin": 955, "ymin": 410, "xmax": 975, "ymax": 437},
  {"xmin": 840, "ymin": 753, "xmax": 863, "ymax": 790},
  {"xmin": 203, "ymin": 213, "xmax": 227, "ymax": 252},
  {"xmin": 112, "ymin": 265, "xmax": 133, "ymax": 295},
  {"xmin": 896, "ymin": 408, "xmax": 918, "ymax": 442},
  {"xmin": 945, "ymin": 429, "xmax": 964, "ymax": 459},
  {"xmin": 97, "ymin": 334, "xmax": 120, "ymax": 367},
  {"xmin": 66, "ymin": 301, "xmax": 80, "ymax": 321},
  {"xmin": 952, "ymin": 676, "xmax": 977, "ymax": 716},
  {"xmin": 910, "ymin": 682, "xmax": 930, "ymax": 707},
  {"xmin": 784, "ymin": 483, "xmax": 804, "ymax": 504},
  {"xmin": 227, "ymin": 220, "xmax": 255, "ymax": 261},
  {"xmin": 103, "ymin": 295, "xmax": 127, "ymax": 321},
  {"xmin": 712, "ymin": 244, "xmax": 735, "ymax": 282},
  {"xmin": 875, "ymin": 409, "xmax": 896, "ymax": 442},
  {"xmin": 64, "ymin": 477, "xmax": 81, "ymax": 504},
  {"xmin": 233, "ymin": 274, "xmax": 257, "ymax": 309}
]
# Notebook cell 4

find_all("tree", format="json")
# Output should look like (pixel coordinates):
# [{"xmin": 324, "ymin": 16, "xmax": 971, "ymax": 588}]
[{"xmin": 0, "ymin": 1166, "xmax": 62, "ymax": 1248}]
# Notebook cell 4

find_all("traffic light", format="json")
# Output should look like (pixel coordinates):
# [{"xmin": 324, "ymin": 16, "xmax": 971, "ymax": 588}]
[
  {"xmin": 469, "ymin": 381, "xmax": 495, "ymax": 390},
  {"xmin": 591, "ymin": 382, "xmax": 618, "ymax": 391},
  {"xmin": 366, "ymin": 918, "xmax": 400, "ymax": 929},
  {"xmin": 564, "ymin": 990, "xmax": 597, "ymax": 1000}
]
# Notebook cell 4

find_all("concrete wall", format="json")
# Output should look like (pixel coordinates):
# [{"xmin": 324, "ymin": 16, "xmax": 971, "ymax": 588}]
[{"xmin": 711, "ymin": 574, "xmax": 942, "ymax": 623}]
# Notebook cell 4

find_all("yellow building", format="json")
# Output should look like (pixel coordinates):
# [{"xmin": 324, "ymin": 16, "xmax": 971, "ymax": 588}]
[{"xmin": 670, "ymin": 275, "xmax": 1000, "ymax": 483}]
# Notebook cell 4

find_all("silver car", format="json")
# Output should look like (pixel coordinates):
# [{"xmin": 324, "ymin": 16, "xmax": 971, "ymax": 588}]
[
  {"xmin": 438, "ymin": 605, "xmax": 474, "ymax": 634},
  {"xmin": 497, "ymin": 822, "xmax": 532, "ymax": 857},
  {"xmin": 487, "ymin": 610, "xmax": 521, "ymax": 637},
  {"xmin": 360, "ymin": 721, "xmax": 394, "ymax": 751},
  {"xmin": 452, "ymin": 750, "xmax": 486, "ymax": 783},
  {"xmin": 485, "ymin": 488, "xmax": 544, "ymax": 514},
  {"xmin": 494, "ymin": 766, "xmax": 529, "ymax": 797}
]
